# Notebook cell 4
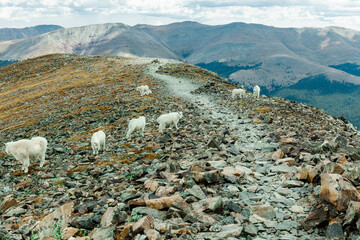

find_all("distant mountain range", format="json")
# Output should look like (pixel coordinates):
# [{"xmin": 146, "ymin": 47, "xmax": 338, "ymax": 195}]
[
  {"xmin": 0, "ymin": 25, "xmax": 63, "ymax": 41},
  {"xmin": 1, "ymin": 21, "xmax": 360, "ymax": 127}
]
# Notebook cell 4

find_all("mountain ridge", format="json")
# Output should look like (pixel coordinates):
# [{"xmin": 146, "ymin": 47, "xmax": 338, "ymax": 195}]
[
  {"xmin": 2, "ymin": 21, "xmax": 360, "ymax": 88},
  {"xmin": 0, "ymin": 25, "xmax": 63, "ymax": 41},
  {"xmin": 1, "ymin": 54, "xmax": 360, "ymax": 239}
]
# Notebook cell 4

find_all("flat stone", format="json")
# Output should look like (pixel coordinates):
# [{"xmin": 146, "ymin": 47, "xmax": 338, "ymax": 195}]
[
  {"xmin": 100, "ymin": 207, "xmax": 127, "ymax": 227},
  {"xmin": 321, "ymin": 140, "xmax": 338, "ymax": 151},
  {"xmin": 325, "ymin": 222, "xmax": 344, "ymax": 238},
  {"xmin": 227, "ymin": 185, "xmax": 240, "ymax": 193},
  {"xmin": 270, "ymin": 192, "xmax": 294, "ymax": 206},
  {"xmin": 61, "ymin": 227, "xmax": 79, "ymax": 239},
  {"xmin": 131, "ymin": 207, "xmax": 165, "ymax": 220},
  {"xmin": 270, "ymin": 165, "xmax": 295, "ymax": 173},
  {"xmin": 207, "ymin": 160, "xmax": 227, "ymax": 169},
  {"xmin": 297, "ymin": 166, "xmax": 318, "ymax": 183},
  {"xmin": 290, "ymin": 205, "xmax": 304, "ymax": 214},
  {"xmin": 70, "ymin": 216, "xmax": 94, "ymax": 230},
  {"xmin": 116, "ymin": 223, "xmax": 133, "ymax": 240},
  {"xmin": 192, "ymin": 196, "xmax": 222, "ymax": 212},
  {"xmin": 283, "ymin": 180, "xmax": 304, "ymax": 188},
  {"xmin": 215, "ymin": 224, "xmax": 243, "ymax": 239},
  {"xmin": 187, "ymin": 185, "xmax": 207, "ymax": 200},
  {"xmin": 132, "ymin": 216, "xmax": 155, "ymax": 234},
  {"xmin": 144, "ymin": 180, "xmax": 159, "ymax": 192},
  {"xmin": 40, "ymin": 172, "xmax": 55, "ymax": 179},
  {"xmin": 0, "ymin": 196, "xmax": 17, "ymax": 214},
  {"xmin": 250, "ymin": 203, "xmax": 275, "ymax": 220},
  {"xmin": 276, "ymin": 157, "xmax": 296, "ymax": 166},
  {"xmin": 303, "ymin": 205, "xmax": 329, "ymax": 229},
  {"xmin": 192, "ymin": 170, "xmax": 220, "ymax": 184},
  {"xmin": 344, "ymin": 201, "xmax": 360, "ymax": 225},
  {"xmin": 244, "ymin": 223, "xmax": 258, "ymax": 236},
  {"xmin": 253, "ymin": 118, "xmax": 262, "ymax": 124},
  {"xmin": 171, "ymin": 198, "xmax": 193, "ymax": 213},
  {"xmin": 320, "ymin": 173, "xmax": 360, "ymax": 211},
  {"xmin": 53, "ymin": 144, "xmax": 66, "ymax": 152},
  {"xmin": 90, "ymin": 226, "xmax": 115, "ymax": 240},
  {"xmin": 247, "ymin": 184, "xmax": 258, "ymax": 193},
  {"xmin": 119, "ymin": 192, "xmax": 142, "ymax": 202},
  {"xmin": 264, "ymin": 220, "xmax": 277, "ymax": 228},
  {"xmin": 33, "ymin": 202, "xmax": 73, "ymax": 239},
  {"xmin": 235, "ymin": 165, "xmax": 253, "ymax": 175},
  {"xmin": 281, "ymin": 137, "xmax": 298, "ymax": 145},
  {"xmin": 3, "ymin": 207, "xmax": 26, "ymax": 217},
  {"xmin": 207, "ymin": 138, "xmax": 221, "ymax": 150},
  {"xmin": 249, "ymin": 214, "xmax": 267, "ymax": 223},
  {"xmin": 144, "ymin": 229, "xmax": 160, "ymax": 240},
  {"xmin": 155, "ymin": 186, "xmax": 175, "ymax": 197},
  {"xmin": 275, "ymin": 220, "xmax": 299, "ymax": 230},
  {"xmin": 227, "ymin": 146, "xmax": 240, "ymax": 155},
  {"xmin": 272, "ymin": 149, "xmax": 284, "ymax": 160},
  {"xmin": 227, "ymin": 201, "xmax": 242, "ymax": 214},
  {"xmin": 145, "ymin": 196, "xmax": 183, "ymax": 210}
]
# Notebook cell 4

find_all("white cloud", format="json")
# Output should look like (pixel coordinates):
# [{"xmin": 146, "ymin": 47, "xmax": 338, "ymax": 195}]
[{"xmin": 0, "ymin": 0, "xmax": 360, "ymax": 30}]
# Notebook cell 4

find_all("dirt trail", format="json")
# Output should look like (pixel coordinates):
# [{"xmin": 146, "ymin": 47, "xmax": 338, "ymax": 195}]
[{"xmin": 146, "ymin": 61, "xmax": 276, "ymax": 159}]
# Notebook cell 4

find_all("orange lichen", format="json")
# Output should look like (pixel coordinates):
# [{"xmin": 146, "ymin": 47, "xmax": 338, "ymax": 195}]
[
  {"xmin": 65, "ymin": 165, "xmax": 88, "ymax": 176},
  {"xmin": 15, "ymin": 181, "xmax": 34, "ymax": 189}
]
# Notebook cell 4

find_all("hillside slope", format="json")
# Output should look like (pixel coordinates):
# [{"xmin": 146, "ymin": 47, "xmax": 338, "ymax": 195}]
[{"xmin": 1, "ymin": 54, "xmax": 360, "ymax": 239}]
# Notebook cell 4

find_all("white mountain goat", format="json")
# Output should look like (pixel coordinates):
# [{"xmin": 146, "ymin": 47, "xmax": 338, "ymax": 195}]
[
  {"xmin": 136, "ymin": 85, "xmax": 152, "ymax": 96},
  {"xmin": 157, "ymin": 112, "xmax": 183, "ymax": 133},
  {"xmin": 5, "ymin": 136, "xmax": 48, "ymax": 173},
  {"xmin": 126, "ymin": 116, "xmax": 146, "ymax": 139},
  {"xmin": 91, "ymin": 130, "xmax": 106, "ymax": 155},
  {"xmin": 231, "ymin": 88, "xmax": 246, "ymax": 99},
  {"xmin": 253, "ymin": 85, "xmax": 260, "ymax": 98}
]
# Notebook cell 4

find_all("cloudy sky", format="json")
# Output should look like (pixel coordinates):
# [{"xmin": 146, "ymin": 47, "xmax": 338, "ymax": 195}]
[{"xmin": 1, "ymin": 0, "xmax": 360, "ymax": 30}]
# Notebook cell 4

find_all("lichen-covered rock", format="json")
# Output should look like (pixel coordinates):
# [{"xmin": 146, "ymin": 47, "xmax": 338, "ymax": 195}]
[{"xmin": 320, "ymin": 173, "xmax": 360, "ymax": 211}]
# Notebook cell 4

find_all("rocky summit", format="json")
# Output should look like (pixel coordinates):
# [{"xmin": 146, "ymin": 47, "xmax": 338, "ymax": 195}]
[{"xmin": 0, "ymin": 54, "xmax": 360, "ymax": 240}]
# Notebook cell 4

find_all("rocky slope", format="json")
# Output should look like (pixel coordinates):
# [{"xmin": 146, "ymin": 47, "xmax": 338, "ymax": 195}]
[
  {"xmin": 0, "ymin": 25, "xmax": 63, "ymax": 41},
  {"xmin": 1, "ymin": 54, "xmax": 360, "ymax": 239}
]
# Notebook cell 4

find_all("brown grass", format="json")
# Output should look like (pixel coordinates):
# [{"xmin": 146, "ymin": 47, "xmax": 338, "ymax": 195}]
[
  {"xmin": 65, "ymin": 165, "xmax": 89, "ymax": 176},
  {"xmin": 0, "ymin": 54, "xmax": 157, "ymax": 135},
  {"xmin": 255, "ymin": 107, "xmax": 270, "ymax": 113}
]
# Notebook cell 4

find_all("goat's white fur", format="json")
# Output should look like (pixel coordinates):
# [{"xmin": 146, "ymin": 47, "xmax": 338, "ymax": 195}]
[
  {"xmin": 5, "ymin": 136, "xmax": 48, "ymax": 173},
  {"xmin": 126, "ymin": 116, "xmax": 146, "ymax": 139},
  {"xmin": 91, "ymin": 130, "xmax": 106, "ymax": 155},
  {"xmin": 136, "ymin": 85, "xmax": 152, "ymax": 96},
  {"xmin": 157, "ymin": 112, "xmax": 183, "ymax": 133},
  {"xmin": 232, "ymin": 88, "xmax": 246, "ymax": 99},
  {"xmin": 253, "ymin": 85, "xmax": 260, "ymax": 98}
]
